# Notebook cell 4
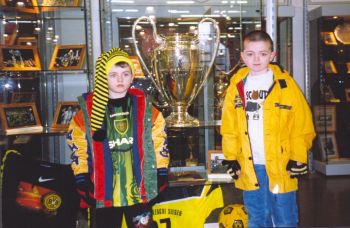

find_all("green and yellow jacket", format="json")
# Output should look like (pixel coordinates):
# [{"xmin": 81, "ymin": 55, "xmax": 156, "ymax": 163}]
[
  {"xmin": 67, "ymin": 88, "xmax": 169, "ymax": 208},
  {"xmin": 221, "ymin": 64, "xmax": 315, "ymax": 193}
]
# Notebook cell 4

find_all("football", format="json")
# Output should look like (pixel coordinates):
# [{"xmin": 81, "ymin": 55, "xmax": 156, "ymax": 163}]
[{"xmin": 218, "ymin": 204, "xmax": 248, "ymax": 228}]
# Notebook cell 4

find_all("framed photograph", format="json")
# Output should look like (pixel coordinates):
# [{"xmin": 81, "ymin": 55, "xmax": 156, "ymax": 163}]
[
  {"xmin": 10, "ymin": 92, "xmax": 37, "ymax": 103},
  {"xmin": 0, "ymin": 103, "xmax": 42, "ymax": 135},
  {"xmin": 321, "ymin": 32, "xmax": 337, "ymax": 45},
  {"xmin": 17, "ymin": 37, "xmax": 38, "ymax": 46},
  {"xmin": 324, "ymin": 60, "xmax": 338, "ymax": 74},
  {"xmin": 0, "ymin": 45, "xmax": 41, "ymax": 71},
  {"xmin": 313, "ymin": 105, "xmax": 336, "ymax": 132},
  {"xmin": 52, "ymin": 101, "xmax": 80, "ymax": 129},
  {"xmin": 41, "ymin": 0, "xmax": 81, "ymax": 11},
  {"xmin": 129, "ymin": 56, "xmax": 145, "ymax": 78},
  {"xmin": 207, "ymin": 150, "xmax": 231, "ymax": 180},
  {"xmin": 0, "ymin": 0, "xmax": 39, "ymax": 13},
  {"xmin": 49, "ymin": 45, "xmax": 86, "ymax": 70},
  {"xmin": 318, "ymin": 133, "xmax": 339, "ymax": 160}
]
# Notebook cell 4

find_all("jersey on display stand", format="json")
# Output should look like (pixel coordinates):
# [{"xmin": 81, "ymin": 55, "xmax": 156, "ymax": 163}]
[
  {"xmin": 152, "ymin": 184, "xmax": 224, "ymax": 227},
  {"xmin": 1, "ymin": 150, "xmax": 79, "ymax": 228}
]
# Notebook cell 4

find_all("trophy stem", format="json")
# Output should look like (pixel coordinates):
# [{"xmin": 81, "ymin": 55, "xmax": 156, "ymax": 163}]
[{"xmin": 165, "ymin": 105, "xmax": 199, "ymax": 127}]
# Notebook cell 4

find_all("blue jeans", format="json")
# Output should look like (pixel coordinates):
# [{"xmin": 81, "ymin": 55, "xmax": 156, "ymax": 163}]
[{"xmin": 243, "ymin": 165, "xmax": 298, "ymax": 227}]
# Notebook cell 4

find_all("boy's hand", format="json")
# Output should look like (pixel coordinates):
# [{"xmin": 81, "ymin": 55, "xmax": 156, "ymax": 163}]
[
  {"xmin": 286, "ymin": 160, "xmax": 307, "ymax": 178},
  {"xmin": 157, "ymin": 168, "xmax": 169, "ymax": 192},
  {"xmin": 222, "ymin": 160, "xmax": 241, "ymax": 179},
  {"xmin": 75, "ymin": 173, "xmax": 95, "ymax": 207}
]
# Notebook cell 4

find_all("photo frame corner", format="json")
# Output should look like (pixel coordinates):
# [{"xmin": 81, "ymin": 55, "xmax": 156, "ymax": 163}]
[
  {"xmin": 52, "ymin": 101, "xmax": 80, "ymax": 129},
  {"xmin": 0, "ymin": 45, "xmax": 41, "ymax": 71},
  {"xmin": 49, "ymin": 44, "xmax": 86, "ymax": 70},
  {"xmin": 324, "ymin": 60, "xmax": 338, "ymax": 74},
  {"xmin": 207, "ymin": 149, "xmax": 223, "ymax": 174},
  {"xmin": 0, "ymin": 102, "xmax": 42, "ymax": 135},
  {"xmin": 313, "ymin": 105, "xmax": 337, "ymax": 133},
  {"xmin": 318, "ymin": 133, "xmax": 339, "ymax": 161}
]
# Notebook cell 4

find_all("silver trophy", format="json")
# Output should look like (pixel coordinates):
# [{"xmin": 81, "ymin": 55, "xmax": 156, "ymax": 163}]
[{"xmin": 132, "ymin": 16, "xmax": 220, "ymax": 127}]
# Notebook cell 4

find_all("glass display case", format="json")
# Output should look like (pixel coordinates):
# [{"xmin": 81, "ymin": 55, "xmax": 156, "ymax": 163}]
[
  {"xmin": 0, "ymin": 1, "xmax": 92, "ymax": 163},
  {"xmin": 309, "ymin": 4, "xmax": 350, "ymax": 175},
  {"xmin": 99, "ymin": 0, "xmax": 293, "ymax": 183}
]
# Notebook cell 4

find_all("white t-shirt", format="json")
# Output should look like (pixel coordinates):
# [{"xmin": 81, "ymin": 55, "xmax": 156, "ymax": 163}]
[{"xmin": 244, "ymin": 70, "xmax": 273, "ymax": 165}]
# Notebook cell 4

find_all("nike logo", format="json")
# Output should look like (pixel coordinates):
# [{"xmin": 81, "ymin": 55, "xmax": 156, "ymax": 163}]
[{"xmin": 38, "ymin": 176, "xmax": 54, "ymax": 182}]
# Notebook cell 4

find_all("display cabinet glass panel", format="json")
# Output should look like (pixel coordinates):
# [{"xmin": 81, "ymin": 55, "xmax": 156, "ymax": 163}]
[
  {"xmin": 309, "ymin": 4, "xmax": 350, "ymax": 175},
  {"xmin": 99, "ymin": 0, "xmax": 292, "ymax": 182},
  {"xmin": 0, "ymin": 2, "xmax": 92, "ymax": 163}
]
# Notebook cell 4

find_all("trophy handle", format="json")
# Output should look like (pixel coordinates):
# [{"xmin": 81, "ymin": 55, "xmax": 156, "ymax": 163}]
[
  {"xmin": 132, "ymin": 16, "xmax": 163, "ymax": 94},
  {"xmin": 190, "ymin": 17, "xmax": 221, "ymax": 103}
]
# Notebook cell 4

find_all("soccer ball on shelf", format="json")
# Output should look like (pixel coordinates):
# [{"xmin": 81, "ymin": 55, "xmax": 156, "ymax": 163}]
[{"xmin": 218, "ymin": 204, "xmax": 248, "ymax": 228}]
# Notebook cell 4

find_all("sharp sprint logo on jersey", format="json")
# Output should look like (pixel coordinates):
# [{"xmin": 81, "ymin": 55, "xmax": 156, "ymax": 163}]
[{"xmin": 108, "ymin": 137, "xmax": 134, "ymax": 149}]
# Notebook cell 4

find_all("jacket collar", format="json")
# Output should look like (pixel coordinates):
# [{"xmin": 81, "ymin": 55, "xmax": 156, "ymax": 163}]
[{"xmin": 231, "ymin": 63, "xmax": 289, "ymax": 85}]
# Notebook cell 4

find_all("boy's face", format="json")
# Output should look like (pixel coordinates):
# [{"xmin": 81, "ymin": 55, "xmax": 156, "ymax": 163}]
[
  {"xmin": 107, "ymin": 64, "xmax": 134, "ymax": 99},
  {"xmin": 241, "ymin": 40, "xmax": 276, "ymax": 76}
]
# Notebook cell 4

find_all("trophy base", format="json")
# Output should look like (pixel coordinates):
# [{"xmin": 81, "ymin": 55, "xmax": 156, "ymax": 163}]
[
  {"xmin": 185, "ymin": 158, "xmax": 198, "ymax": 166},
  {"xmin": 165, "ymin": 111, "xmax": 199, "ymax": 128}
]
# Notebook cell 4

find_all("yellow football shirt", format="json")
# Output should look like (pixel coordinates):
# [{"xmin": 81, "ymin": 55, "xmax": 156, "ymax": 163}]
[{"xmin": 152, "ymin": 184, "xmax": 224, "ymax": 227}]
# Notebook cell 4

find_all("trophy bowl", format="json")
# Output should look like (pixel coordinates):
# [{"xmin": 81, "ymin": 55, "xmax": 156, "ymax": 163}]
[{"xmin": 132, "ymin": 17, "xmax": 220, "ymax": 127}]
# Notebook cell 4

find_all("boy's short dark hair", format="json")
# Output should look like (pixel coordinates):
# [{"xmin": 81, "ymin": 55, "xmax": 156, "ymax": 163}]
[
  {"xmin": 243, "ymin": 30, "xmax": 274, "ymax": 51},
  {"xmin": 115, "ymin": 61, "xmax": 131, "ymax": 70}
]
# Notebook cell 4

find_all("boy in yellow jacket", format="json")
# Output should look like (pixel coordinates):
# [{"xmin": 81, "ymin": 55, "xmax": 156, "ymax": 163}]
[{"xmin": 221, "ymin": 30, "xmax": 315, "ymax": 227}]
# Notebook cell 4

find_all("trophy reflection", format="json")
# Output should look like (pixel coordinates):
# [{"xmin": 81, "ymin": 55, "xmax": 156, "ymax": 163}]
[{"xmin": 132, "ymin": 16, "xmax": 220, "ymax": 127}]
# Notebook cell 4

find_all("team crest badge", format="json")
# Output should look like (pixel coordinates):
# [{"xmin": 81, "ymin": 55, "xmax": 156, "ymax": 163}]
[
  {"xmin": 42, "ymin": 193, "xmax": 62, "ymax": 212},
  {"xmin": 114, "ymin": 118, "xmax": 128, "ymax": 135}
]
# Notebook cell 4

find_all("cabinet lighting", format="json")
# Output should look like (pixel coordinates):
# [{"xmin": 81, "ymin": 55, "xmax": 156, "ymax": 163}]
[
  {"xmin": 166, "ymin": 1, "xmax": 194, "ymax": 4},
  {"xmin": 16, "ymin": 2, "xmax": 24, "ymax": 7},
  {"xmin": 180, "ymin": 14, "xmax": 221, "ymax": 18},
  {"xmin": 111, "ymin": 0, "xmax": 134, "ymax": 3},
  {"xmin": 125, "ymin": 9, "xmax": 138, "ymax": 12},
  {"xmin": 168, "ymin": 10, "xmax": 190, "ymax": 14}
]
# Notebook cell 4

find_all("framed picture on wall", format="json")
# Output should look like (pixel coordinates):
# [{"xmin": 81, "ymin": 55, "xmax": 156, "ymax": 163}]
[
  {"xmin": 0, "ymin": 0, "xmax": 39, "ymax": 13},
  {"xmin": 0, "ymin": 45, "xmax": 41, "ymax": 71},
  {"xmin": 41, "ymin": 0, "xmax": 81, "ymax": 11},
  {"xmin": 313, "ymin": 105, "xmax": 336, "ymax": 132},
  {"xmin": 0, "ymin": 103, "xmax": 42, "ymax": 135},
  {"xmin": 324, "ymin": 60, "xmax": 338, "ymax": 74},
  {"xmin": 49, "ymin": 45, "xmax": 86, "ymax": 70},
  {"xmin": 207, "ymin": 150, "xmax": 232, "ymax": 180},
  {"xmin": 10, "ymin": 92, "xmax": 37, "ymax": 103},
  {"xmin": 321, "ymin": 32, "xmax": 338, "ymax": 45},
  {"xmin": 318, "ymin": 133, "xmax": 339, "ymax": 160},
  {"xmin": 52, "ymin": 101, "xmax": 80, "ymax": 129}
]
